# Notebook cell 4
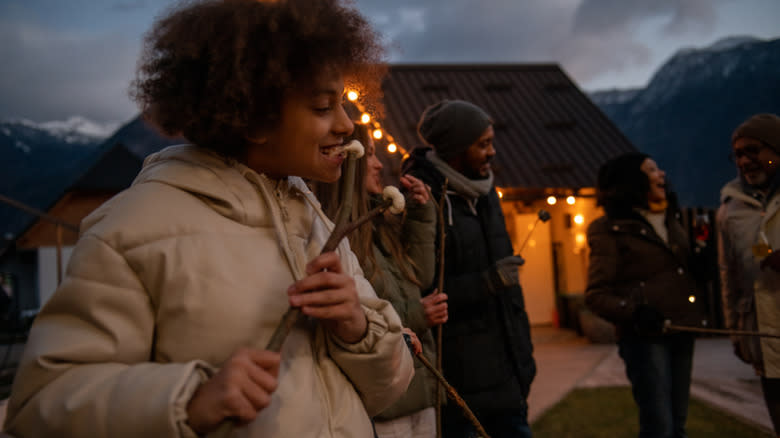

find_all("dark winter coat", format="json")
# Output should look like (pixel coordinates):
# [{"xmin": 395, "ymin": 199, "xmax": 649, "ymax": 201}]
[
  {"xmin": 402, "ymin": 147, "xmax": 536, "ymax": 418},
  {"xmin": 585, "ymin": 209, "xmax": 709, "ymax": 339}
]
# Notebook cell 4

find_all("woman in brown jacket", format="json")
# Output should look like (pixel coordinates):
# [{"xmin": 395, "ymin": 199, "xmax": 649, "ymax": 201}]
[{"xmin": 585, "ymin": 153, "xmax": 707, "ymax": 438}]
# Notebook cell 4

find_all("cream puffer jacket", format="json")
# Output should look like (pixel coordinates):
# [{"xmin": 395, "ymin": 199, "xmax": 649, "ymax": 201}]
[
  {"xmin": 718, "ymin": 178, "xmax": 780, "ymax": 377},
  {"xmin": 4, "ymin": 145, "xmax": 414, "ymax": 437}
]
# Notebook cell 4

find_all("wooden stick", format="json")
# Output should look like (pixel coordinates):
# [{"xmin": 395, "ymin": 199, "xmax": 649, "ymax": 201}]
[
  {"xmin": 218, "ymin": 154, "xmax": 392, "ymax": 437},
  {"xmin": 664, "ymin": 322, "xmax": 780, "ymax": 339},
  {"xmin": 434, "ymin": 179, "xmax": 448, "ymax": 438},
  {"xmin": 409, "ymin": 342, "xmax": 491, "ymax": 438},
  {"xmin": 265, "ymin": 198, "xmax": 392, "ymax": 352},
  {"xmin": 266, "ymin": 151, "xmax": 355, "ymax": 352}
]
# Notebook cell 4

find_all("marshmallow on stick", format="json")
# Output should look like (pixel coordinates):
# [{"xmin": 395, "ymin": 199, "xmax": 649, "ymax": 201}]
[
  {"xmin": 326, "ymin": 139, "xmax": 365, "ymax": 158},
  {"xmin": 383, "ymin": 186, "xmax": 405, "ymax": 214}
]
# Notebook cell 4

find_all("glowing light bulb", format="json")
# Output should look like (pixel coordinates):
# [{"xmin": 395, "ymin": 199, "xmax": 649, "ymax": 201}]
[
  {"xmin": 387, "ymin": 143, "xmax": 397, "ymax": 153},
  {"xmin": 547, "ymin": 196, "xmax": 557, "ymax": 205},
  {"xmin": 373, "ymin": 129, "xmax": 383, "ymax": 140},
  {"xmin": 689, "ymin": 295, "xmax": 696, "ymax": 303},
  {"xmin": 574, "ymin": 214, "xmax": 584, "ymax": 225},
  {"xmin": 347, "ymin": 90, "xmax": 358, "ymax": 101},
  {"xmin": 497, "ymin": 190, "xmax": 504, "ymax": 198},
  {"xmin": 566, "ymin": 196, "xmax": 575, "ymax": 205},
  {"xmin": 361, "ymin": 113, "xmax": 371, "ymax": 124},
  {"xmin": 575, "ymin": 233, "xmax": 585, "ymax": 244}
]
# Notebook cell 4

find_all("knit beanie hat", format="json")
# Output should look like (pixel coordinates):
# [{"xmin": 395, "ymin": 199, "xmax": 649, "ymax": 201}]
[
  {"xmin": 731, "ymin": 113, "xmax": 780, "ymax": 154},
  {"xmin": 417, "ymin": 100, "xmax": 493, "ymax": 161}
]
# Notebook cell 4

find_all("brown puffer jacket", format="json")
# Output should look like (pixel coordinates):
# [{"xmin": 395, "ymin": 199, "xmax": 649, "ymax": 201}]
[{"xmin": 585, "ymin": 210, "xmax": 708, "ymax": 338}]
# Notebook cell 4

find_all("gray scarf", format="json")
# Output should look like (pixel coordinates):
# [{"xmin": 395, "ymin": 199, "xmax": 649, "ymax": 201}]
[
  {"xmin": 426, "ymin": 150, "xmax": 493, "ymax": 200},
  {"xmin": 427, "ymin": 150, "xmax": 494, "ymax": 222}
]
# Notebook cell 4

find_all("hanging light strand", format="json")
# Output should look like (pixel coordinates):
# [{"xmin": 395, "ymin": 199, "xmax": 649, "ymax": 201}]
[{"xmin": 344, "ymin": 89, "xmax": 407, "ymax": 155}]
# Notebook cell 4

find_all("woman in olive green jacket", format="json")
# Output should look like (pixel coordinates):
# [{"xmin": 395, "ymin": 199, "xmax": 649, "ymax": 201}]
[{"xmin": 315, "ymin": 122, "xmax": 447, "ymax": 438}]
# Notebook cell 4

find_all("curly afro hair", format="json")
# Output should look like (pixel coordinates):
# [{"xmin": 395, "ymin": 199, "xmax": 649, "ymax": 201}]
[{"xmin": 130, "ymin": 0, "xmax": 386, "ymax": 159}]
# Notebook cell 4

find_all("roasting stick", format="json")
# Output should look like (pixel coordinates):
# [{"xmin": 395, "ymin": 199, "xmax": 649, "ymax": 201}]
[
  {"xmin": 266, "ymin": 140, "xmax": 404, "ymax": 352},
  {"xmin": 216, "ymin": 141, "xmax": 403, "ymax": 437},
  {"xmin": 664, "ymin": 320, "xmax": 780, "ymax": 338},
  {"xmin": 403, "ymin": 335, "xmax": 491, "ymax": 438},
  {"xmin": 433, "ymin": 179, "xmax": 448, "ymax": 438}
]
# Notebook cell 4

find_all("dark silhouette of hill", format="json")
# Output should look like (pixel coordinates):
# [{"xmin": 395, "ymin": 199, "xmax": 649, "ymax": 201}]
[{"xmin": 591, "ymin": 36, "xmax": 780, "ymax": 208}]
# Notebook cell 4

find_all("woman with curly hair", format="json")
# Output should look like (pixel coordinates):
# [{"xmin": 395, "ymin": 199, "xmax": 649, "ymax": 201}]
[
  {"xmin": 3, "ymin": 1, "xmax": 413, "ymax": 437},
  {"xmin": 585, "ymin": 153, "xmax": 707, "ymax": 438},
  {"xmin": 314, "ymin": 109, "xmax": 448, "ymax": 438}
]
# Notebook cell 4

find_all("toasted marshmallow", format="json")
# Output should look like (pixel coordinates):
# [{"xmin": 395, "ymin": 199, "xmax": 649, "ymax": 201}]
[
  {"xmin": 382, "ymin": 186, "xmax": 405, "ymax": 214},
  {"xmin": 342, "ymin": 140, "xmax": 365, "ymax": 158},
  {"xmin": 324, "ymin": 140, "xmax": 365, "ymax": 158}
]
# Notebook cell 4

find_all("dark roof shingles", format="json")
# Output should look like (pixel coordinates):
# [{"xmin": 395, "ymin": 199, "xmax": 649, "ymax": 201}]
[{"xmin": 380, "ymin": 64, "xmax": 637, "ymax": 190}]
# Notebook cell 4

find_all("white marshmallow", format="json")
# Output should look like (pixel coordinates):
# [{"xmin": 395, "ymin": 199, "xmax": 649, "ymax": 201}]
[{"xmin": 382, "ymin": 186, "xmax": 405, "ymax": 214}]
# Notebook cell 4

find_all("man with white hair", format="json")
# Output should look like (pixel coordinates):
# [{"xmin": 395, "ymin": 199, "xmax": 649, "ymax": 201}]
[{"xmin": 718, "ymin": 113, "xmax": 780, "ymax": 436}]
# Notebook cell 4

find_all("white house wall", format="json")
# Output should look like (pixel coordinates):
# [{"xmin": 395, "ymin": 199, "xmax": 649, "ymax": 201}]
[{"xmin": 37, "ymin": 246, "xmax": 74, "ymax": 307}]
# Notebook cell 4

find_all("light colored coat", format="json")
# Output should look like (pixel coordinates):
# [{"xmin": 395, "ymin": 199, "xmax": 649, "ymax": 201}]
[
  {"xmin": 718, "ymin": 178, "xmax": 780, "ymax": 377},
  {"xmin": 4, "ymin": 145, "xmax": 414, "ymax": 437}
]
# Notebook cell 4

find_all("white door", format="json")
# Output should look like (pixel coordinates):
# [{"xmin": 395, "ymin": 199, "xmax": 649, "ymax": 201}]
[{"xmin": 513, "ymin": 214, "xmax": 555, "ymax": 325}]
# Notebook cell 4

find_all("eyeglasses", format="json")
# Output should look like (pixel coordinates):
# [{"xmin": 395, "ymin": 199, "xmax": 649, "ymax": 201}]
[{"xmin": 728, "ymin": 143, "xmax": 768, "ymax": 163}]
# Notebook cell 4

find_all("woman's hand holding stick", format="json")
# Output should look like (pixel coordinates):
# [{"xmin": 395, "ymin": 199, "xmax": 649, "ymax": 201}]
[{"xmin": 266, "ymin": 141, "xmax": 404, "ymax": 352}]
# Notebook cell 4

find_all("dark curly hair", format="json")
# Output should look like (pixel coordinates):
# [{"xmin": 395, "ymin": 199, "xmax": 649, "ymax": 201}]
[
  {"xmin": 596, "ymin": 152, "xmax": 651, "ymax": 216},
  {"xmin": 130, "ymin": 0, "xmax": 386, "ymax": 159}
]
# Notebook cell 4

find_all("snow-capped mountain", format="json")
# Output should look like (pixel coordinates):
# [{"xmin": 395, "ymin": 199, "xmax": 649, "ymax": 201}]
[
  {"xmin": 590, "ymin": 36, "xmax": 780, "ymax": 208},
  {"xmin": 0, "ymin": 117, "xmax": 116, "ymax": 243},
  {"xmin": 589, "ymin": 88, "xmax": 641, "ymax": 107},
  {"xmin": 1, "ymin": 116, "xmax": 117, "ymax": 152}
]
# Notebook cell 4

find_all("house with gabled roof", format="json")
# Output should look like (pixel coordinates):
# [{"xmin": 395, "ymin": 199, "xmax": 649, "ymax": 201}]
[
  {"xmin": 370, "ymin": 64, "xmax": 638, "ymax": 326},
  {"xmin": 0, "ymin": 143, "xmax": 143, "ymax": 310}
]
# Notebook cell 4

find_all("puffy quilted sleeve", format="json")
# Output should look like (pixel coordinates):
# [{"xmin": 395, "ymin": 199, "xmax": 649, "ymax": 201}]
[
  {"xmin": 325, "ymin": 242, "xmax": 414, "ymax": 416},
  {"xmin": 4, "ymin": 235, "xmax": 213, "ymax": 438}
]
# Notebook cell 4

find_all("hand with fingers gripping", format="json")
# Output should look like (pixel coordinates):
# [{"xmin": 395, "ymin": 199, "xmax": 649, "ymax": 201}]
[
  {"xmin": 421, "ymin": 289, "xmax": 448, "ymax": 327},
  {"xmin": 287, "ymin": 251, "xmax": 368, "ymax": 344},
  {"xmin": 186, "ymin": 348, "xmax": 281, "ymax": 435},
  {"xmin": 399, "ymin": 174, "xmax": 430, "ymax": 206}
]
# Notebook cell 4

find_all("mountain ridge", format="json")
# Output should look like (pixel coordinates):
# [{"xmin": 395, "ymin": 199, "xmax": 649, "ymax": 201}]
[{"xmin": 590, "ymin": 36, "xmax": 780, "ymax": 208}]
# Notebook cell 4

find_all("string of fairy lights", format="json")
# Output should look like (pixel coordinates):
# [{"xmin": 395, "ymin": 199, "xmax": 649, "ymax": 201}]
[{"xmin": 345, "ymin": 89, "xmax": 408, "ymax": 158}]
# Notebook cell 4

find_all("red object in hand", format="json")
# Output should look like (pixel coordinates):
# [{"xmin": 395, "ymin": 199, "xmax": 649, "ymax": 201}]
[{"xmin": 694, "ymin": 223, "xmax": 710, "ymax": 242}]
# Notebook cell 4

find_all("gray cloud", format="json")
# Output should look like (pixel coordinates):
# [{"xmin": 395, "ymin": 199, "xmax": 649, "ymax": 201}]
[
  {"xmin": 0, "ymin": 20, "xmax": 139, "ymax": 123},
  {"xmin": 110, "ymin": 1, "xmax": 148, "ymax": 12},
  {"xmin": 357, "ymin": 0, "xmax": 570, "ymax": 63},
  {"xmin": 571, "ymin": 0, "xmax": 718, "ymax": 36},
  {"xmin": 560, "ymin": 0, "xmax": 721, "ymax": 84},
  {"xmin": 0, "ymin": 0, "xmax": 755, "ymax": 124},
  {"xmin": 356, "ymin": 0, "xmax": 725, "ymax": 88}
]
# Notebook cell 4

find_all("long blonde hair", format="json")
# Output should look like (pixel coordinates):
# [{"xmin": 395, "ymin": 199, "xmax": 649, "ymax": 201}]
[{"xmin": 313, "ymin": 117, "xmax": 419, "ymax": 287}]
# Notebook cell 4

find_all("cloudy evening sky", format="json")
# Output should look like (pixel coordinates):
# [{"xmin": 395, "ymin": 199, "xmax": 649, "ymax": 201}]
[{"xmin": 1, "ymin": 0, "xmax": 778, "ymax": 127}]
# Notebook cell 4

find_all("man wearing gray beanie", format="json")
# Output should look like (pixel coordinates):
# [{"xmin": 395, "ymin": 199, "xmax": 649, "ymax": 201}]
[
  {"xmin": 402, "ymin": 100, "xmax": 536, "ymax": 438},
  {"xmin": 717, "ymin": 113, "xmax": 780, "ymax": 436}
]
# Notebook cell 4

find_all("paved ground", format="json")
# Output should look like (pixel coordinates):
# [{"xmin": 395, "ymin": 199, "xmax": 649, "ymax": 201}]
[
  {"xmin": 528, "ymin": 325, "xmax": 773, "ymax": 434},
  {"xmin": 0, "ymin": 327, "xmax": 772, "ymax": 435}
]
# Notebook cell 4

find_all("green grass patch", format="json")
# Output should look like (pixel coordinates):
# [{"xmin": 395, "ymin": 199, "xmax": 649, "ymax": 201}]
[{"xmin": 531, "ymin": 386, "xmax": 772, "ymax": 438}]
